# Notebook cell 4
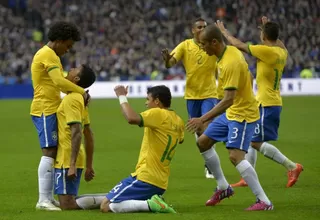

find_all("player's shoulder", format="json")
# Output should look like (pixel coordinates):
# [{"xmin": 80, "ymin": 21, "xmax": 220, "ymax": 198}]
[
  {"xmin": 33, "ymin": 46, "xmax": 57, "ymax": 60},
  {"xmin": 220, "ymin": 46, "xmax": 242, "ymax": 64},
  {"xmin": 63, "ymin": 92, "xmax": 84, "ymax": 105}
]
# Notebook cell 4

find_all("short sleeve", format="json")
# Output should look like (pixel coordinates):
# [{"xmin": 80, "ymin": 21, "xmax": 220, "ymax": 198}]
[
  {"xmin": 248, "ymin": 45, "xmax": 277, "ymax": 64},
  {"xmin": 139, "ymin": 108, "xmax": 162, "ymax": 128},
  {"xmin": 64, "ymin": 94, "xmax": 84, "ymax": 125},
  {"xmin": 171, "ymin": 41, "xmax": 185, "ymax": 62},
  {"xmin": 84, "ymin": 107, "xmax": 90, "ymax": 125},
  {"xmin": 41, "ymin": 50, "xmax": 62, "ymax": 73},
  {"xmin": 221, "ymin": 63, "xmax": 240, "ymax": 90}
]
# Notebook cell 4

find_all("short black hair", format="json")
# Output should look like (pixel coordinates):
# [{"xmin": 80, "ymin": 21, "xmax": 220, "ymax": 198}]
[
  {"xmin": 202, "ymin": 24, "xmax": 223, "ymax": 42},
  {"xmin": 192, "ymin": 17, "xmax": 206, "ymax": 27},
  {"xmin": 262, "ymin": 22, "xmax": 279, "ymax": 41},
  {"xmin": 48, "ymin": 21, "xmax": 81, "ymax": 42},
  {"xmin": 147, "ymin": 85, "xmax": 172, "ymax": 108},
  {"xmin": 77, "ymin": 65, "xmax": 96, "ymax": 89}
]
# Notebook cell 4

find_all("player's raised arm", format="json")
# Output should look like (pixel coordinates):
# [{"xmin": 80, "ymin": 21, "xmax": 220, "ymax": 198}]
[
  {"xmin": 161, "ymin": 48, "xmax": 176, "ymax": 68},
  {"xmin": 216, "ymin": 20, "xmax": 250, "ymax": 53},
  {"xmin": 114, "ymin": 85, "xmax": 142, "ymax": 125}
]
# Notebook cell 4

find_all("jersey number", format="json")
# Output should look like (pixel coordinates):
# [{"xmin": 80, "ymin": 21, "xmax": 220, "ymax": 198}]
[
  {"xmin": 161, "ymin": 135, "xmax": 178, "ymax": 163},
  {"xmin": 273, "ymin": 69, "xmax": 281, "ymax": 90}
]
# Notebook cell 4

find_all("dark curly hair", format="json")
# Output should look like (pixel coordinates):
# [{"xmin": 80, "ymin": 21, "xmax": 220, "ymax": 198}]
[
  {"xmin": 147, "ymin": 85, "xmax": 172, "ymax": 108},
  {"xmin": 77, "ymin": 65, "xmax": 96, "ymax": 89},
  {"xmin": 48, "ymin": 21, "xmax": 81, "ymax": 42}
]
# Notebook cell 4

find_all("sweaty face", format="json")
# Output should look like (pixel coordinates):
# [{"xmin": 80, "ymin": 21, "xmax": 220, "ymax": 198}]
[
  {"xmin": 192, "ymin": 21, "xmax": 207, "ymax": 40},
  {"xmin": 199, "ymin": 31, "xmax": 215, "ymax": 56},
  {"xmin": 66, "ymin": 65, "xmax": 83, "ymax": 83},
  {"xmin": 145, "ymin": 93, "xmax": 159, "ymax": 109},
  {"xmin": 55, "ymin": 39, "xmax": 74, "ymax": 56}
]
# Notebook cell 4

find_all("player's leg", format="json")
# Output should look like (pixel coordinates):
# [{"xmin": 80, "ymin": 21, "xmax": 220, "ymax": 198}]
[
  {"xmin": 32, "ymin": 114, "xmax": 60, "ymax": 210},
  {"xmin": 251, "ymin": 106, "xmax": 303, "ymax": 187},
  {"xmin": 201, "ymin": 98, "xmax": 218, "ymax": 179},
  {"xmin": 187, "ymin": 100, "xmax": 213, "ymax": 178},
  {"xmin": 75, "ymin": 193, "xmax": 106, "ymax": 209},
  {"xmin": 54, "ymin": 168, "xmax": 82, "ymax": 210},
  {"xmin": 198, "ymin": 113, "xmax": 234, "ymax": 206},
  {"xmin": 100, "ymin": 176, "xmax": 174, "ymax": 213},
  {"xmin": 226, "ymin": 120, "xmax": 273, "ymax": 210}
]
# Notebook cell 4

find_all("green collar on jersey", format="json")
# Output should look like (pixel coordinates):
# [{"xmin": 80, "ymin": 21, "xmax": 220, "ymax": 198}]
[{"xmin": 217, "ymin": 46, "xmax": 227, "ymax": 62}]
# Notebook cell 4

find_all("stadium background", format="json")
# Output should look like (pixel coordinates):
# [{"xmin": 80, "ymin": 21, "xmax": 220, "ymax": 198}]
[{"xmin": 0, "ymin": 1, "xmax": 319, "ymax": 220}]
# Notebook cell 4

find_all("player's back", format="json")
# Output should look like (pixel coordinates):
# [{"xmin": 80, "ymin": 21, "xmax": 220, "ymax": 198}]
[
  {"xmin": 249, "ymin": 45, "xmax": 288, "ymax": 106},
  {"xmin": 30, "ymin": 45, "xmax": 64, "ymax": 117},
  {"xmin": 173, "ymin": 39, "xmax": 217, "ymax": 99},
  {"xmin": 132, "ymin": 108, "xmax": 185, "ymax": 190},
  {"xmin": 218, "ymin": 46, "xmax": 259, "ymax": 123},
  {"xmin": 55, "ymin": 93, "xmax": 88, "ymax": 169}
]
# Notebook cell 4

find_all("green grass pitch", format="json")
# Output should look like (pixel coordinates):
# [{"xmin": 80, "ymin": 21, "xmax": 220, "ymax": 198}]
[{"xmin": 1, "ymin": 96, "xmax": 319, "ymax": 220}]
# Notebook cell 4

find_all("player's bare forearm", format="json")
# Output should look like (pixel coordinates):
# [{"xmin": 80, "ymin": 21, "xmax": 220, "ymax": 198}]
[
  {"xmin": 165, "ymin": 57, "xmax": 177, "ymax": 68},
  {"xmin": 83, "ymin": 125, "xmax": 94, "ymax": 169},
  {"xmin": 200, "ymin": 90, "xmax": 235, "ymax": 123},
  {"xmin": 224, "ymin": 34, "xmax": 249, "ymax": 53},
  {"xmin": 48, "ymin": 68, "xmax": 85, "ymax": 94},
  {"xmin": 120, "ymin": 103, "xmax": 141, "ymax": 125},
  {"xmin": 70, "ymin": 123, "xmax": 82, "ymax": 166},
  {"xmin": 276, "ymin": 39, "xmax": 287, "ymax": 51}
]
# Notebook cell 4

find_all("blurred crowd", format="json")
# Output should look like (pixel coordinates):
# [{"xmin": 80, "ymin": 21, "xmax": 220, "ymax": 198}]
[{"xmin": 0, "ymin": 0, "xmax": 319, "ymax": 84}]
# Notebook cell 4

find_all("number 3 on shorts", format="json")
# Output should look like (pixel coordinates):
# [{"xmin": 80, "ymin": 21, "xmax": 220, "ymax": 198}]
[{"xmin": 231, "ymin": 127, "xmax": 238, "ymax": 139}]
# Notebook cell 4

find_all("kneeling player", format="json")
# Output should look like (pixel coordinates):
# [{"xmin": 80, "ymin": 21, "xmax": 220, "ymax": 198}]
[
  {"xmin": 100, "ymin": 85, "xmax": 185, "ymax": 213},
  {"xmin": 54, "ymin": 65, "xmax": 99, "ymax": 210}
]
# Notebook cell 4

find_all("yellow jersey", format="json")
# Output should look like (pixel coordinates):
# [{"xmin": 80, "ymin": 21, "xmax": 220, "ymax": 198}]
[
  {"xmin": 217, "ymin": 46, "xmax": 259, "ymax": 123},
  {"xmin": 172, "ymin": 39, "xmax": 217, "ymax": 99},
  {"xmin": 30, "ymin": 45, "xmax": 84, "ymax": 116},
  {"xmin": 131, "ymin": 108, "xmax": 185, "ymax": 190},
  {"xmin": 55, "ymin": 93, "xmax": 90, "ymax": 169},
  {"xmin": 249, "ymin": 45, "xmax": 288, "ymax": 106}
]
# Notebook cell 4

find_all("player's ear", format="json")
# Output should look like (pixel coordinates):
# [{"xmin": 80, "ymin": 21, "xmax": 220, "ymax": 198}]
[{"xmin": 74, "ymin": 76, "xmax": 80, "ymax": 83}]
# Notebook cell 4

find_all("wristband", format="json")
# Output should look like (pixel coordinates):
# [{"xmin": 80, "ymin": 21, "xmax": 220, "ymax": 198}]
[{"xmin": 119, "ymin": 95, "xmax": 128, "ymax": 104}]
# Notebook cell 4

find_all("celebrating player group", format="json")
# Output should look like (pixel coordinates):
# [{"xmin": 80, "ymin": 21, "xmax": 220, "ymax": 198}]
[{"xmin": 30, "ymin": 15, "xmax": 303, "ymax": 213}]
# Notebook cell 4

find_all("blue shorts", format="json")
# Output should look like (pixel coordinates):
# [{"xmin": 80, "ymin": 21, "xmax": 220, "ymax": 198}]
[
  {"xmin": 31, "ymin": 113, "xmax": 58, "ymax": 148},
  {"xmin": 252, "ymin": 106, "xmax": 282, "ymax": 142},
  {"xmin": 204, "ymin": 113, "xmax": 257, "ymax": 152},
  {"xmin": 187, "ymin": 98, "xmax": 218, "ymax": 118},
  {"xmin": 54, "ymin": 168, "xmax": 83, "ymax": 195},
  {"xmin": 106, "ymin": 176, "xmax": 165, "ymax": 203}
]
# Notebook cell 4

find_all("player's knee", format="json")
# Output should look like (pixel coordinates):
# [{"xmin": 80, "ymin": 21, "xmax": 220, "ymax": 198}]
[
  {"xmin": 228, "ymin": 149, "xmax": 245, "ymax": 166},
  {"xmin": 251, "ymin": 142, "xmax": 262, "ymax": 150},
  {"xmin": 197, "ymin": 135, "xmax": 213, "ymax": 152},
  {"xmin": 100, "ymin": 198, "xmax": 111, "ymax": 213},
  {"xmin": 42, "ymin": 147, "xmax": 57, "ymax": 159}
]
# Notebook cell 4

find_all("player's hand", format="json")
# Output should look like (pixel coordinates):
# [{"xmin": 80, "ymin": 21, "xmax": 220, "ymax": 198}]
[
  {"xmin": 216, "ymin": 20, "xmax": 228, "ymax": 36},
  {"xmin": 161, "ymin": 49, "xmax": 175, "ymax": 62},
  {"xmin": 186, "ymin": 118, "xmax": 203, "ymax": 133},
  {"xmin": 84, "ymin": 167, "xmax": 95, "ymax": 182},
  {"xmin": 114, "ymin": 85, "xmax": 128, "ymax": 97},
  {"xmin": 261, "ymin": 16, "xmax": 269, "ymax": 25},
  {"xmin": 67, "ymin": 166, "xmax": 77, "ymax": 180},
  {"xmin": 83, "ymin": 90, "xmax": 91, "ymax": 106}
]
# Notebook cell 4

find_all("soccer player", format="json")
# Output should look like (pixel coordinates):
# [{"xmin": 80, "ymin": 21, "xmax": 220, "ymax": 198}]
[
  {"xmin": 100, "ymin": 85, "xmax": 184, "ymax": 213},
  {"xmin": 30, "ymin": 21, "xmax": 89, "ymax": 210},
  {"xmin": 162, "ymin": 18, "xmax": 218, "ymax": 179},
  {"xmin": 54, "ymin": 65, "xmax": 96, "ymax": 210},
  {"xmin": 186, "ymin": 24, "xmax": 273, "ymax": 211},
  {"xmin": 216, "ymin": 17, "xmax": 303, "ymax": 188}
]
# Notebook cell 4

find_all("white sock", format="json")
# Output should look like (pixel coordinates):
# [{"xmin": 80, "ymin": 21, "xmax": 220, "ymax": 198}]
[
  {"xmin": 236, "ymin": 160, "xmax": 271, "ymax": 205},
  {"xmin": 75, "ymin": 194, "xmax": 106, "ymax": 210},
  {"xmin": 201, "ymin": 148, "xmax": 229, "ymax": 190},
  {"xmin": 109, "ymin": 200, "xmax": 150, "ymax": 213},
  {"xmin": 259, "ymin": 142, "xmax": 296, "ymax": 170},
  {"xmin": 245, "ymin": 146, "xmax": 257, "ymax": 168},
  {"xmin": 38, "ymin": 156, "xmax": 54, "ymax": 203}
]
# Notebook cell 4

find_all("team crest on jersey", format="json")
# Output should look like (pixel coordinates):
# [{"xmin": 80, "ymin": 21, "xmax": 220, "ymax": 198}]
[{"xmin": 52, "ymin": 131, "xmax": 58, "ymax": 141}]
